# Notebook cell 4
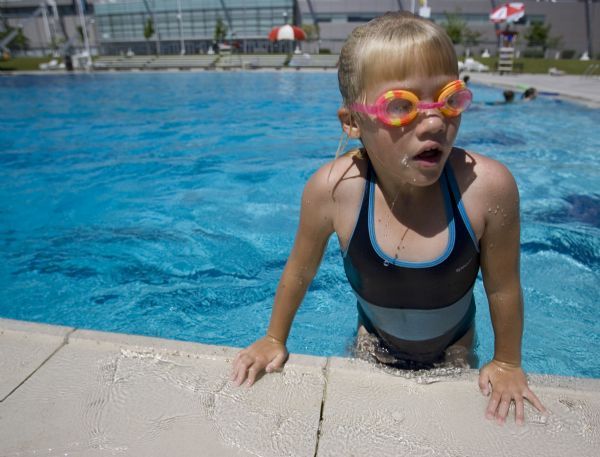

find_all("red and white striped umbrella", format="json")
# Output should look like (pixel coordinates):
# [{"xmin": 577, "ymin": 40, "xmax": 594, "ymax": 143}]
[
  {"xmin": 489, "ymin": 2, "xmax": 525, "ymax": 23},
  {"xmin": 268, "ymin": 24, "xmax": 306, "ymax": 41}
]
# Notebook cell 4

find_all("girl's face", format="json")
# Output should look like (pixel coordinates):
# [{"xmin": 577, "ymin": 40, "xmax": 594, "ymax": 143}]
[{"xmin": 356, "ymin": 74, "xmax": 462, "ymax": 187}]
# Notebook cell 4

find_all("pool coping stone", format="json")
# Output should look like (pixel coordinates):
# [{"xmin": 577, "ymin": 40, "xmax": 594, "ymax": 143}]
[{"xmin": 1, "ymin": 318, "xmax": 599, "ymax": 456}]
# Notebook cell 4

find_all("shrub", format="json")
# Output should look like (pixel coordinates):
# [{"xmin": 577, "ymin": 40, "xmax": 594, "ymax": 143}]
[{"xmin": 523, "ymin": 47, "xmax": 544, "ymax": 58}]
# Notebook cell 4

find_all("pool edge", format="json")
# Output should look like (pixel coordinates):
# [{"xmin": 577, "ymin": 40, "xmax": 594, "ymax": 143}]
[{"xmin": 1, "ymin": 317, "xmax": 599, "ymax": 456}]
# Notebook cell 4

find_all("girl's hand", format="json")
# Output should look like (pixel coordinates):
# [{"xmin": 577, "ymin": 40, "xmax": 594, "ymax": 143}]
[
  {"xmin": 478, "ymin": 360, "xmax": 546, "ymax": 425},
  {"xmin": 230, "ymin": 336, "xmax": 289, "ymax": 387}
]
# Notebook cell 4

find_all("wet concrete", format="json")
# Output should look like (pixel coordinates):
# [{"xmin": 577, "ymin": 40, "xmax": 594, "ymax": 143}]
[{"xmin": 1, "ymin": 318, "xmax": 599, "ymax": 457}]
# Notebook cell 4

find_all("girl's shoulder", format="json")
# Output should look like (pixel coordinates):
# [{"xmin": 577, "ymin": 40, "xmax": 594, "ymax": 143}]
[
  {"xmin": 305, "ymin": 148, "xmax": 368, "ymax": 201},
  {"xmin": 449, "ymin": 148, "xmax": 518, "ymax": 197},
  {"xmin": 448, "ymin": 149, "xmax": 520, "ymax": 239}
]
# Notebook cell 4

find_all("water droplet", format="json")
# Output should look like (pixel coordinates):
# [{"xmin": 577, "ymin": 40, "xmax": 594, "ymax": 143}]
[{"xmin": 383, "ymin": 260, "xmax": 390, "ymax": 267}]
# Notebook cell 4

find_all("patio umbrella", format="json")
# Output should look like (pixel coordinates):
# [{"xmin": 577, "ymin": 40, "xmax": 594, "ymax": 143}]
[
  {"xmin": 268, "ymin": 24, "xmax": 306, "ymax": 41},
  {"xmin": 489, "ymin": 2, "xmax": 525, "ymax": 23}
]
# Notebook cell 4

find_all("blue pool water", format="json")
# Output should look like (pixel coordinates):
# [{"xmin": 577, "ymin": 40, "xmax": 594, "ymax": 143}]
[{"xmin": 0, "ymin": 73, "xmax": 598, "ymax": 378}]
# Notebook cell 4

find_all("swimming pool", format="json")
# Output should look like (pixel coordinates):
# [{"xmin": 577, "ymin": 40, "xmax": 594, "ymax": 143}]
[{"xmin": 1, "ymin": 72, "xmax": 598, "ymax": 378}]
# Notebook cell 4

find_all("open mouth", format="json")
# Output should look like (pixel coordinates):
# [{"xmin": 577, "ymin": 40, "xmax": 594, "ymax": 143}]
[{"xmin": 414, "ymin": 148, "xmax": 442, "ymax": 163}]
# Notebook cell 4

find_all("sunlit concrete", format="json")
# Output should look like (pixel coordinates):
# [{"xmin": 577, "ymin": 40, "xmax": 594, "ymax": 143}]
[
  {"xmin": 0, "ymin": 319, "xmax": 325, "ymax": 457},
  {"xmin": 317, "ymin": 357, "xmax": 600, "ymax": 457},
  {"xmin": 0, "ymin": 318, "xmax": 599, "ymax": 457},
  {"xmin": 0, "ymin": 319, "xmax": 72, "ymax": 401},
  {"xmin": 467, "ymin": 73, "xmax": 600, "ymax": 108}
]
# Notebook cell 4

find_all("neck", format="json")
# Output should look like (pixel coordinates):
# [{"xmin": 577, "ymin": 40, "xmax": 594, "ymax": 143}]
[{"xmin": 371, "ymin": 160, "xmax": 443, "ymax": 207}]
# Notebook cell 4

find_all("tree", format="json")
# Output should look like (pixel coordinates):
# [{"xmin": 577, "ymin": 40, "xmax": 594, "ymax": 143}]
[
  {"xmin": 441, "ymin": 11, "xmax": 465, "ymax": 45},
  {"xmin": 144, "ymin": 17, "xmax": 155, "ymax": 41},
  {"xmin": 144, "ymin": 17, "xmax": 154, "ymax": 54},
  {"xmin": 524, "ymin": 21, "xmax": 551, "ymax": 52},
  {"xmin": 301, "ymin": 23, "xmax": 320, "ymax": 42},
  {"xmin": 214, "ymin": 17, "xmax": 227, "ymax": 43},
  {"xmin": 0, "ymin": 19, "xmax": 29, "ymax": 52},
  {"xmin": 463, "ymin": 28, "xmax": 481, "ymax": 48}
]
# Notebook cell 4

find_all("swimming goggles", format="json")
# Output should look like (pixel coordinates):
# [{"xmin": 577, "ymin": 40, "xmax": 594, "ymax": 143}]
[{"xmin": 350, "ymin": 80, "xmax": 472, "ymax": 127}]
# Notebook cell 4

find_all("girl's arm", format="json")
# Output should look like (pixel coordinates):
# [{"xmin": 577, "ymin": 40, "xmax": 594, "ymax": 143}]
[
  {"xmin": 231, "ymin": 165, "xmax": 336, "ymax": 387},
  {"xmin": 478, "ymin": 162, "xmax": 546, "ymax": 425}
]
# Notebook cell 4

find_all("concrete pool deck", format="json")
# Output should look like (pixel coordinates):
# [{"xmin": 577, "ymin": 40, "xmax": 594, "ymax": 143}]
[
  {"xmin": 1, "ymin": 318, "xmax": 599, "ymax": 456},
  {"xmin": 466, "ymin": 73, "xmax": 600, "ymax": 108}
]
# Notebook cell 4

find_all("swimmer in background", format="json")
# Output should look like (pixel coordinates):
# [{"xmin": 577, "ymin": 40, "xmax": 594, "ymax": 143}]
[
  {"xmin": 484, "ymin": 87, "xmax": 537, "ymax": 106},
  {"xmin": 521, "ymin": 87, "xmax": 538, "ymax": 101},
  {"xmin": 231, "ymin": 12, "xmax": 546, "ymax": 426},
  {"xmin": 485, "ymin": 90, "xmax": 516, "ymax": 105}
]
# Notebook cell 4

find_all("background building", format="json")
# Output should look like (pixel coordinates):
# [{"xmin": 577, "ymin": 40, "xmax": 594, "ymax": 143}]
[{"xmin": 1, "ymin": 0, "xmax": 598, "ymax": 58}]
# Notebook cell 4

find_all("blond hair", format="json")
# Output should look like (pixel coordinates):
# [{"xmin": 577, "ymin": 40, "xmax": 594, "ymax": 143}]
[{"xmin": 338, "ymin": 12, "xmax": 458, "ymax": 108}]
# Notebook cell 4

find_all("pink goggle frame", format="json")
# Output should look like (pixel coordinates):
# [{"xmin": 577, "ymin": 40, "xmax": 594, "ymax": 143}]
[{"xmin": 350, "ymin": 80, "xmax": 472, "ymax": 127}]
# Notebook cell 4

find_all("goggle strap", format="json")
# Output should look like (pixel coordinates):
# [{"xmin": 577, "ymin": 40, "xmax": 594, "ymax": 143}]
[{"xmin": 350, "ymin": 103, "xmax": 377, "ymax": 115}]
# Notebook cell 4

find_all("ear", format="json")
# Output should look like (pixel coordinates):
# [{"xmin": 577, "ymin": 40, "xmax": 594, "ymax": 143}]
[{"xmin": 337, "ymin": 107, "xmax": 361, "ymax": 138}]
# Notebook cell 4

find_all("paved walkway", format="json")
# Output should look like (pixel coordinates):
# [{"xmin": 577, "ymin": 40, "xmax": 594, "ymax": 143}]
[
  {"xmin": 1, "ymin": 318, "xmax": 599, "ymax": 456},
  {"xmin": 467, "ymin": 72, "xmax": 600, "ymax": 108}
]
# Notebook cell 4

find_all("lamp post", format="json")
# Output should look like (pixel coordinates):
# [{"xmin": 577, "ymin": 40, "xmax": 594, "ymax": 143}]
[
  {"xmin": 75, "ymin": 0, "xmax": 91, "ymax": 69},
  {"xmin": 177, "ymin": 0, "xmax": 185, "ymax": 55},
  {"xmin": 584, "ymin": 0, "xmax": 593, "ymax": 58}
]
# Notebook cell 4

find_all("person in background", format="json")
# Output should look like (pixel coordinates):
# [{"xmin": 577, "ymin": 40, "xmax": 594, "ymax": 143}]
[{"xmin": 521, "ymin": 87, "xmax": 538, "ymax": 101}]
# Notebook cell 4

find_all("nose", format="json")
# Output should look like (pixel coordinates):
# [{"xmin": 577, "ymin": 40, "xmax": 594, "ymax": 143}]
[{"xmin": 415, "ymin": 108, "xmax": 446, "ymax": 135}]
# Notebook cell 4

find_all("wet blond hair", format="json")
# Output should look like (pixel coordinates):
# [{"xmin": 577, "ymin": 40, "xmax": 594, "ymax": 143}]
[{"xmin": 338, "ymin": 12, "xmax": 459, "ymax": 108}]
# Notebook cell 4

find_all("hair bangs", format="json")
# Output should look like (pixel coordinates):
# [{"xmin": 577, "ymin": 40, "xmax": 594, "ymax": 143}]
[{"xmin": 359, "ymin": 35, "xmax": 458, "ymax": 100}]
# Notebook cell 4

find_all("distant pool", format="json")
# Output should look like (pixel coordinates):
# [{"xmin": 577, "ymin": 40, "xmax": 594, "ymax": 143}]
[{"xmin": 0, "ymin": 73, "xmax": 598, "ymax": 378}]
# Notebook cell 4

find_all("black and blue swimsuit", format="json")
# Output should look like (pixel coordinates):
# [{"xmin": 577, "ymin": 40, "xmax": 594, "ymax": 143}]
[{"xmin": 342, "ymin": 159, "xmax": 480, "ymax": 364}]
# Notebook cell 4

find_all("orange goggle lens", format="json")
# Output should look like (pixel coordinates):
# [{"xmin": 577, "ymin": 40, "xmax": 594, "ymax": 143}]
[{"xmin": 351, "ymin": 80, "xmax": 472, "ymax": 127}]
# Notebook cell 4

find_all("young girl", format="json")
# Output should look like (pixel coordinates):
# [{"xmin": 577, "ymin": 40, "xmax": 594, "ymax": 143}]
[{"xmin": 231, "ymin": 12, "xmax": 546, "ymax": 425}]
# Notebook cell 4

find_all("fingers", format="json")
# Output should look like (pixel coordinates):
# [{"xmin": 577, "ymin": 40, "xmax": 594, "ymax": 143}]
[
  {"xmin": 230, "ymin": 349, "xmax": 287, "ymax": 387},
  {"xmin": 515, "ymin": 398, "xmax": 525, "ymax": 426},
  {"xmin": 478, "ymin": 370, "xmax": 491, "ymax": 396},
  {"xmin": 230, "ymin": 352, "xmax": 253, "ymax": 387},
  {"xmin": 523, "ymin": 388, "xmax": 547, "ymax": 414},
  {"xmin": 495, "ymin": 393, "xmax": 512, "ymax": 425},
  {"xmin": 265, "ymin": 351, "xmax": 287, "ymax": 373},
  {"xmin": 484, "ymin": 389, "xmax": 543, "ymax": 426},
  {"xmin": 245, "ymin": 363, "xmax": 260, "ymax": 387},
  {"xmin": 485, "ymin": 392, "xmax": 501, "ymax": 420}
]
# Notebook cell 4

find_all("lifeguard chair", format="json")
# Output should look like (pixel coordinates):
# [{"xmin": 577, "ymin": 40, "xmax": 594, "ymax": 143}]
[{"xmin": 498, "ymin": 28, "xmax": 519, "ymax": 74}]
